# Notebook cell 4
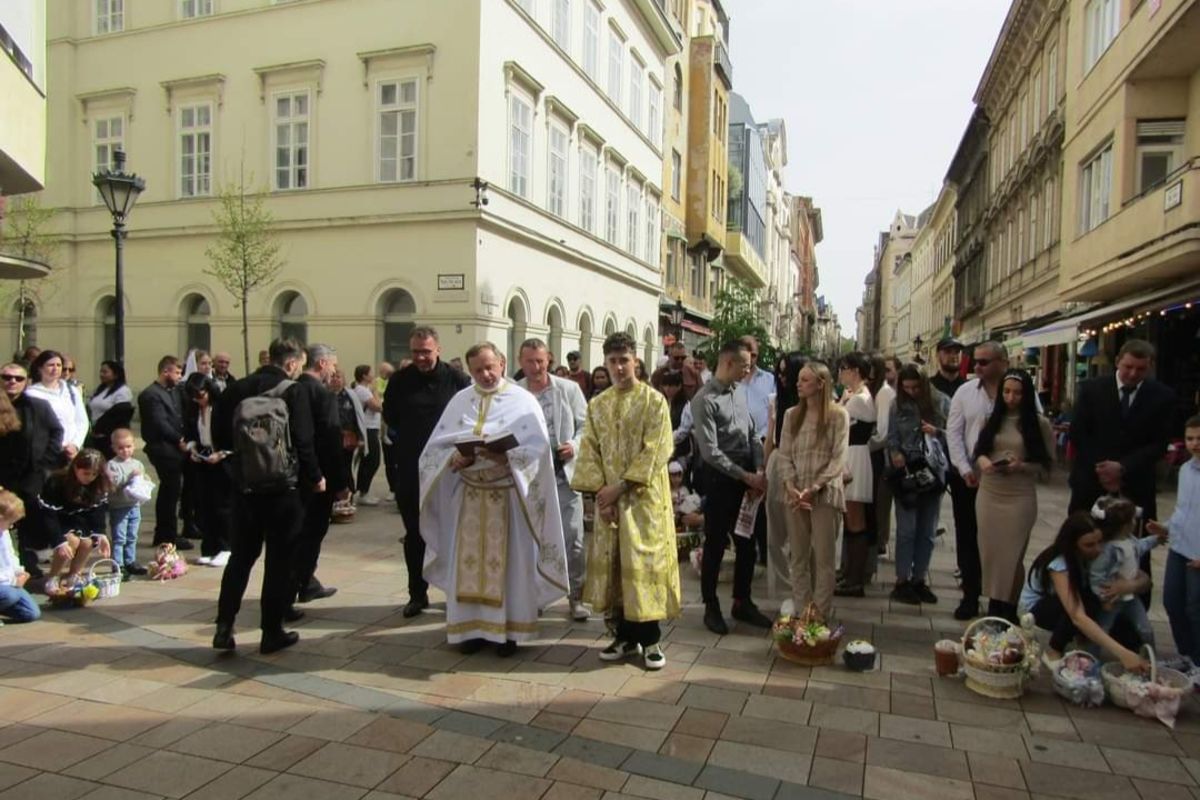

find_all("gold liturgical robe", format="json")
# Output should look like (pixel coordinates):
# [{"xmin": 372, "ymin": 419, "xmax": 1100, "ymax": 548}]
[{"xmin": 572, "ymin": 381, "xmax": 681, "ymax": 622}]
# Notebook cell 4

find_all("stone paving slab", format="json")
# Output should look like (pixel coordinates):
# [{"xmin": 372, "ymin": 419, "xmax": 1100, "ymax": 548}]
[{"xmin": 1, "ymin": 482, "xmax": 1197, "ymax": 799}]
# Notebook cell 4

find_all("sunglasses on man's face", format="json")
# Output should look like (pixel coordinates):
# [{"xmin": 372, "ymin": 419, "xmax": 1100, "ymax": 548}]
[
  {"xmin": 974, "ymin": 358, "xmax": 994, "ymax": 367},
  {"xmin": 1, "ymin": 374, "xmax": 27, "ymax": 383}
]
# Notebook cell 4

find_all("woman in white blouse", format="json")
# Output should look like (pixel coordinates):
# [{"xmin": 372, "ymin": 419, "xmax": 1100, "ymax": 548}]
[
  {"xmin": 27, "ymin": 350, "xmax": 89, "ymax": 463},
  {"xmin": 85, "ymin": 360, "xmax": 135, "ymax": 458},
  {"xmin": 835, "ymin": 351, "xmax": 877, "ymax": 597}
]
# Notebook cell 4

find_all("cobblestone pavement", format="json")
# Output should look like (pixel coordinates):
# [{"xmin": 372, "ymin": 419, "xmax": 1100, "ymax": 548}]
[{"xmin": 1, "ymin": 479, "xmax": 1197, "ymax": 800}]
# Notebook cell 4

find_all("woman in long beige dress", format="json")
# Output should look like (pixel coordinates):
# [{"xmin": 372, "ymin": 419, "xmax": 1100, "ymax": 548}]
[{"xmin": 973, "ymin": 369, "xmax": 1054, "ymax": 621}]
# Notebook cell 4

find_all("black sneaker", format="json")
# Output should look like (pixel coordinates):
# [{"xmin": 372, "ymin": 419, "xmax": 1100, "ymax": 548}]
[
  {"xmin": 173, "ymin": 538, "xmax": 195, "ymax": 552},
  {"xmin": 459, "ymin": 638, "xmax": 486, "ymax": 655},
  {"xmin": 283, "ymin": 607, "xmax": 305, "ymax": 623},
  {"xmin": 731, "ymin": 600, "xmax": 772, "ymax": 628},
  {"xmin": 703, "ymin": 601, "xmax": 729, "ymax": 636},
  {"xmin": 599, "ymin": 639, "xmax": 641, "ymax": 661},
  {"xmin": 953, "ymin": 597, "xmax": 979, "ymax": 621},
  {"xmin": 212, "ymin": 622, "xmax": 236, "ymax": 651},
  {"xmin": 298, "ymin": 584, "xmax": 337, "ymax": 604},
  {"xmin": 402, "ymin": 597, "xmax": 429, "ymax": 618},
  {"xmin": 913, "ymin": 581, "xmax": 938, "ymax": 604},
  {"xmin": 889, "ymin": 581, "xmax": 920, "ymax": 605},
  {"xmin": 834, "ymin": 582, "xmax": 864, "ymax": 598},
  {"xmin": 124, "ymin": 562, "xmax": 148, "ymax": 576}
]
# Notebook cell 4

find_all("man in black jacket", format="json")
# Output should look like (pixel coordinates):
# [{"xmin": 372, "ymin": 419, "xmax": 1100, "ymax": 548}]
[
  {"xmin": 212, "ymin": 338, "xmax": 322, "ymax": 654},
  {"xmin": 137, "ymin": 355, "xmax": 192, "ymax": 551},
  {"xmin": 1069, "ymin": 339, "xmax": 1175, "ymax": 605},
  {"xmin": 2, "ymin": 362, "xmax": 64, "ymax": 576},
  {"xmin": 291, "ymin": 343, "xmax": 350, "ymax": 608},
  {"xmin": 383, "ymin": 326, "xmax": 470, "ymax": 617}
]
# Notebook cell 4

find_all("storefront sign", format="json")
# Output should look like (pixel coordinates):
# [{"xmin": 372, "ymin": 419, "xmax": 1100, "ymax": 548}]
[
  {"xmin": 1165, "ymin": 179, "xmax": 1183, "ymax": 211},
  {"xmin": 437, "ymin": 273, "xmax": 465, "ymax": 291}
]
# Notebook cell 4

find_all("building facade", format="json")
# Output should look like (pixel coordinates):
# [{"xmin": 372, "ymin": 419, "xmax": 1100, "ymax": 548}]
[
  {"xmin": 7, "ymin": 0, "xmax": 679, "ymax": 382},
  {"xmin": 908, "ymin": 185, "xmax": 957, "ymax": 363},
  {"xmin": 789, "ymin": 194, "xmax": 822, "ymax": 350},
  {"xmin": 873, "ymin": 210, "xmax": 918, "ymax": 356},
  {"xmin": 946, "ymin": 108, "xmax": 991, "ymax": 345},
  {"xmin": 0, "ymin": 0, "xmax": 49, "ymax": 284}
]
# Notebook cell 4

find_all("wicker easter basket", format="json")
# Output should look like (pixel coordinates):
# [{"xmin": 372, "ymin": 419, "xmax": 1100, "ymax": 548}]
[
  {"xmin": 88, "ymin": 558, "xmax": 123, "ymax": 600},
  {"xmin": 1051, "ymin": 651, "xmax": 1105, "ymax": 707},
  {"xmin": 774, "ymin": 603, "xmax": 843, "ymax": 666},
  {"xmin": 1102, "ymin": 645, "xmax": 1190, "ymax": 710},
  {"xmin": 961, "ymin": 616, "xmax": 1037, "ymax": 699}
]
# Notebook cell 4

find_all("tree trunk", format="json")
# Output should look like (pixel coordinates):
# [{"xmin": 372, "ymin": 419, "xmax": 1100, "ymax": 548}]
[{"xmin": 241, "ymin": 286, "xmax": 251, "ymax": 376}]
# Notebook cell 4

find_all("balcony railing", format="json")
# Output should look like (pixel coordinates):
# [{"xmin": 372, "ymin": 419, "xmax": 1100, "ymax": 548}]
[{"xmin": 714, "ymin": 39, "xmax": 733, "ymax": 88}]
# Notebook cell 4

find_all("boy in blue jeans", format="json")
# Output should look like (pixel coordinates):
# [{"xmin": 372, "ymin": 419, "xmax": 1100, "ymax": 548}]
[
  {"xmin": 107, "ymin": 428, "xmax": 149, "ymax": 578},
  {"xmin": 0, "ymin": 490, "xmax": 40, "ymax": 624},
  {"xmin": 1150, "ymin": 415, "xmax": 1200, "ymax": 663}
]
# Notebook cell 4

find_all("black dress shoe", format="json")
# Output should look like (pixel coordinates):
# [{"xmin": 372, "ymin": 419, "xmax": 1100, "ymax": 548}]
[
  {"xmin": 173, "ymin": 538, "xmax": 195, "ymax": 551},
  {"xmin": 124, "ymin": 562, "xmax": 148, "ymax": 576},
  {"xmin": 402, "ymin": 597, "xmax": 429, "ymax": 618},
  {"xmin": 833, "ymin": 583, "xmax": 865, "ymax": 598},
  {"xmin": 283, "ymin": 607, "xmax": 305, "ymax": 623},
  {"xmin": 459, "ymin": 638, "xmax": 486, "ymax": 655},
  {"xmin": 298, "ymin": 584, "xmax": 338, "ymax": 604},
  {"xmin": 260, "ymin": 630, "xmax": 299, "ymax": 654},
  {"xmin": 703, "ymin": 602, "xmax": 728, "ymax": 636},
  {"xmin": 731, "ymin": 600, "xmax": 773, "ymax": 628},
  {"xmin": 953, "ymin": 598, "xmax": 979, "ymax": 621},
  {"xmin": 212, "ymin": 622, "xmax": 236, "ymax": 651},
  {"xmin": 496, "ymin": 640, "xmax": 518, "ymax": 657}
]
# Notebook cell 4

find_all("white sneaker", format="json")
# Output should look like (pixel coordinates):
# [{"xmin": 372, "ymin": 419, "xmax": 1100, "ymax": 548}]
[
  {"xmin": 209, "ymin": 551, "xmax": 231, "ymax": 568},
  {"xmin": 358, "ymin": 495, "xmax": 380, "ymax": 507},
  {"xmin": 569, "ymin": 600, "xmax": 589, "ymax": 622},
  {"xmin": 382, "ymin": 491, "xmax": 394, "ymax": 502},
  {"xmin": 644, "ymin": 644, "xmax": 666, "ymax": 671},
  {"xmin": 196, "ymin": 555, "xmax": 213, "ymax": 566},
  {"xmin": 598, "ymin": 639, "xmax": 640, "ymax": 662}
]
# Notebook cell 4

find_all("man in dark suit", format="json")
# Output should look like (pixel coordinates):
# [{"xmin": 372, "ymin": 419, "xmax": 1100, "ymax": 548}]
[
  {"xmin": 1069, "ymin": 339, "xmax": 1174, "ymax": 603},
  {"xmin": 138, "ymin": 355, "xmax": 192, "ymax": 551}
]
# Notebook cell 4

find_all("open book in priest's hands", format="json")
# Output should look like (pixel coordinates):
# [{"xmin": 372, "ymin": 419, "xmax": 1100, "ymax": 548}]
[{"xmin": 453, "ymin": 432, "xmax": 519, "ymax": 457}]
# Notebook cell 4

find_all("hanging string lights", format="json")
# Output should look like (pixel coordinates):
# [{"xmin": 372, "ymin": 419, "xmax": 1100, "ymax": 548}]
[{"xmin": 1079, "ymin": 295, "xmax": 1198, "ymax": 339}]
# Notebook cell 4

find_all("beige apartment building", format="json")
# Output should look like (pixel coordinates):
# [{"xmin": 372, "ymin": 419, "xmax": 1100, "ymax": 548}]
[
  {"xmin": 872, "ymin": 210, "xmax": 918, "ymax": 356},
  {"xmin": 8, "ymin": 0, "xmax": 680, "ymax": 382},
  {"xmin": 907, "ymin": 185, "xmax": 957, "ymax": 363},
  {"xmin": 0, "ymin": 0, "xmax": 48, "ymax": 287}
]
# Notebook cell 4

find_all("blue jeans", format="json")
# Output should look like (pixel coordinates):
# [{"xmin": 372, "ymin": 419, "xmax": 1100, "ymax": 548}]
[
  {"xmin": 0, "ymin": 585, "xmax": 41, "ymax": 622},
  {"xmin": 1164, "ymin": 549, "xmax": 1200, "ymax": 661},
  {"xmin": 893, "ymin": 491, "xmax": 940, "ymax": 582},
  {"xmin": 109, "ymin": 505, "xmax": 142, "ymax": 566},
  {"xmin": 1095, "ymin": 596, "xmax": 1154, "ymax": 649}
]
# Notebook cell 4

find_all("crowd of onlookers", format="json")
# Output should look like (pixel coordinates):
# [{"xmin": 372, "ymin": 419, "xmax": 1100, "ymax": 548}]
[{"xmin": 2, "ymin": 332, "xmax": 1198, "ymax": 680}]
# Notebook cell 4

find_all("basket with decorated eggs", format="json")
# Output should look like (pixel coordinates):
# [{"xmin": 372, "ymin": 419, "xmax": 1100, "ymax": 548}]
[
  {"xmin": 772, "ymin": 603, "xmax": 844, "ymax": 666},
  {"xmin": 960, "ymin": 616, "xmax": 1039, "ymax": 699}
]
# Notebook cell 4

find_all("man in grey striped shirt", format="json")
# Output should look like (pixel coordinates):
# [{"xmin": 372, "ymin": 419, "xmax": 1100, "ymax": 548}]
[{"xmin": 691, "ymin": 340, "xmax": 772, "ymax": 635}]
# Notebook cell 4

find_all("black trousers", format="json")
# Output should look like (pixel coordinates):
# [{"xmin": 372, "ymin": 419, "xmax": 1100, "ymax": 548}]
[
  {"xmin": 216, "ymin": 490, "xmax": 303, "ymax": 634},
  {"xmin": 701, "ymin": 472, "xmax": 757, "ymax": 604},
  {"xmin": 615, "ymin": 616, "xmax": 661, "ymax": 647},
  {"xmin": 147, "ymin": 453, "xmax": 182, "ymax": 544},
  {"xmin": 180, "ymin": 461, "xmax": 202, "ymax": 538},
  {"xmin": 948, "ymin": 471, "xmax": 980, "ymax": 602},
  {"xmin": 1031, "ymin": 588, "xmax": 1140, "ymax": 654},
  {"xmin": 293, "ymin": 489, "xmax": 335, "ymax": 595},
  {"xmin": 196, "ymin": 462, "xmax": 234, "ymax": 558},
  {"xmin": 398, "ymin": 488, "xmax": 428, "ymax": 601},
  {"xmin": 357, "ymin": 429, "xmax": 382, "ymax": 495}
]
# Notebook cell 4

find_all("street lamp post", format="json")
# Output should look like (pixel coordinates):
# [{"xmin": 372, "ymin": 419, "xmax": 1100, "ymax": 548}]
[
  {"xmin": 91, "ymin": 148, "xmax": 146, "ymax": 365},
  {"xmin": 912, "ymin": 334, "xmax": 925, "ymax": 364},
  {"xmin": 668, "ymin": 299, "xmax": 686, "ymax": 346}
]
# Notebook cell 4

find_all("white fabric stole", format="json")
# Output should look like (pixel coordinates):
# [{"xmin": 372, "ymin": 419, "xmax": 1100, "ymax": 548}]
[{"xmin": 417, "ymin": 381, "xmax": 569, "ymax": 643}]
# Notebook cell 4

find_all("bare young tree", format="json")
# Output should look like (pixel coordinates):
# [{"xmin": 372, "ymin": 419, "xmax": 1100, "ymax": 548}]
[
  {"xmin": 0, "ymin": 195, "xmax": 59, "ymax": 353},
  {"xmin": 204, "ymin": 170, "xmax": 283, "ymax": 374}
]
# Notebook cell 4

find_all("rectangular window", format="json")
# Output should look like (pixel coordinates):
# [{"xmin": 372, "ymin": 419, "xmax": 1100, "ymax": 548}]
[
  {"xmin": 644, "ymin": 197, "xmax": 657, "ymax": 263},
  {"xmin": 1084, "ymin": 0, "xmax": 1119, "ymax": 72},
  {"xmin": 607, "ymin": 30, "xmax": 624, "ymax": 104},
  {"xmin": 1044, "ymin": 177, "xmax": 1056, "ymax": 244},
  {"xmin": 1029, "ymin": 193, "xmax": 1039, "ymax": 255},
  {"xmin": 96, "ymin": 0, "xmax": 124, "ymax": 33},
  {"xmin": 1135, "ymin": 119, "xmax": 1185, "ymax": 193},
  {"xmin": 181, "ymin": 0, "xmax": 213, "ymax": 18},
  {"xmin": 273, "ymin": 91, "xmax": 309, "ymax": 191},
  {"xmin": 1016, "ymin": 208, "xmax": 1025, "ymax": 265},
  {"xmin": 626, "ymin": 183, "xmax": 640, "ymax": 254},
  {"xmin": 628, "ymin": 58, "xmax": 643, "ymax": 128},
  {"xmin": 178, "ymin": 103, "xmax": 212, "ymax": 198},
  {"xmin": 548, "ymin": 124, "xmax": 568, "ymax": 217},
  {"xmin": 508, "ymin": 94, "xmax": 533, "ymax": 198},
  {"xmin": 648, "ymin": 82, "xmax": 661, "ymax": 147},
  {"xmin": 1031, "ymin": 70, "xmax": 1042, "ymax": 129},
  {"xmin": 553, "ymin": 0, "xmax": 571, "ymax": 51},
  {"xmin": 670, "ymin": 149, "xmax": 681, "ymax": 201},
  {"xmin": 1080, "ymin": 142, "xmax": 1113, "ymax": 233},
  {"xmin": 94, "ymin": 115, "xmax": 124, "ymax": 176},
  {"xmin": 605, "ymin": 165, "xmax": 620, "ymax": 244},
  {"xmin": 579, "ymin": 147, "xmax": 597, "ymax": 232},
  {"xmin": 690, "ymin": 251, "xmax": 704, "ymax": 298},
  {"xmin": 1046, "ymin": 43, "xmax": 1058, "ymax": 113},
  {"xmin": 582, "ymin": 1, "xmax": 599, "ymax": 79},
  {"xmin": 1019, "ymin": 91, "xmax": 1029, "ymax": 148},
  {"xmin": 378, "ymin": 79, "xmax": 418, "ymax": 182},
  {"xmin": 666, "ymin": 241, "xmax": 677, "ymax": 285}
]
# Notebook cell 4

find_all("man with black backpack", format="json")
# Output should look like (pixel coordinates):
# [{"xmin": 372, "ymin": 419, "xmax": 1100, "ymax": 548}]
[{"xmin": 211, "ymin": 338, "xmax": 322, "ymax": 654}]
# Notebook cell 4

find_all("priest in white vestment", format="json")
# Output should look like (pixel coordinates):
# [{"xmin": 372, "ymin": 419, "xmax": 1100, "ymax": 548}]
[{"xmin": 418, "ymin": 342, "xmax": 569, "ymax": 655}]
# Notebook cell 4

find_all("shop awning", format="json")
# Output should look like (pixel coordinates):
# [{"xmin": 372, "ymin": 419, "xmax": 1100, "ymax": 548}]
[
  {"xmin": 1023, "ymin": 277, "xmax": 1200, "ymax": 348},
  {"xmin": 1022, "ymin": 316, "xmax": 1086, "ymax": 348},
  {"xmin": 680, "ymin": 319, "xmax": 714, "ymax": 336}
]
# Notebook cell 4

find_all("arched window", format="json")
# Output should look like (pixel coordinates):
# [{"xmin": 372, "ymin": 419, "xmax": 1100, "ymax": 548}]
[
  {"xmin": 274, "ymin": 291, "xmax": 308, "ymax": 344},
  {"xmin": 97, "ymin": 296, "xmax": 117, "ymax": 363},
  {"xmin": 182, "ymin": 294, "xmax": 212, "ymax": 353},
  {"xmin": 577, "ymin": 312, "xmax": 593, "ymax": 370},
  {"xmin": 603, "ymin": 316, "xmax": 617, "ymax": 338},
  {"xmin": 546, "ymin": 305, "xmax": 564, "ymax": 366},
  {"xmin": 13, "ymin": 299, "xmax": 36, "ymax": 351},
  {"xmin": 506, "ymin": 297, "xmax": 528, "ymax": 374},
  {"xmin": 378, "ymin": 289, "xmax": 417, "ymax": 365}
]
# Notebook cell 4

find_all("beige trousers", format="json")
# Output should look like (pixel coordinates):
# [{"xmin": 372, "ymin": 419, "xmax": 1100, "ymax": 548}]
[{"xmin": 785, "ymin": 503, "xmax": 841, "ymax": 620}]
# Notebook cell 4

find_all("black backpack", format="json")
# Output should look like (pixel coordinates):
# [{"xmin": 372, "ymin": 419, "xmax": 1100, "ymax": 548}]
[{"xmin": 232, "ymin": 380, "xmax": 298, "ymax": 493}]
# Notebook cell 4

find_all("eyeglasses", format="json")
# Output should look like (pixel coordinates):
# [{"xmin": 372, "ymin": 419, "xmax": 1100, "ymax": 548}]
[
  {"xmin": 974, "ymin": 359, "xmax": 994, "ymax": 367},
  {"xmin": 0, "ymin": 374, "xmax": 27, "ymax": 383}
]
